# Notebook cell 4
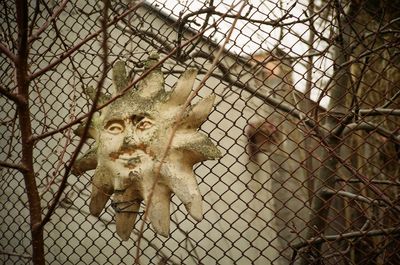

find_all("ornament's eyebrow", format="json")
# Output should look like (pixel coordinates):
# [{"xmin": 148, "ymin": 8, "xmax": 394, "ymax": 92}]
[
  {"xmin": 131, "ymin": 112, "xmax": 154, "ymax": 120},
  {"xmin": 103, "ymin": 114, "xmax": 128, "ymax": 124},
  {"xmin": 104, "ymin": 119, "xmax": 124, "ymax": 126},
  {"xmin": 103, "ymin": 112, "xmax": 153, "ymax": 125}
]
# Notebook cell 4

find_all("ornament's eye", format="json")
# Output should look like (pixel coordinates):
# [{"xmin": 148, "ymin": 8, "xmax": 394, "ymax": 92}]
[
  {"xmin": 105, "ymin": 120, "xmax": 125, "ymax": 134},
  {"xmin": 137, "ymin": 118, "xmax": 153, "ymax": 131}
]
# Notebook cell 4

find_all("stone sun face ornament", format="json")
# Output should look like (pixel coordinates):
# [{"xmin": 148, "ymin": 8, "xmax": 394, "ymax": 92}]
[{"xmin": 73, "ymin": 54, "xmax": 221, "ymax": 240}]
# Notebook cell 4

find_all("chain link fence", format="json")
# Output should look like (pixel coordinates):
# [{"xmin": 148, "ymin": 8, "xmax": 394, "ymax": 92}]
[{"xmin": 1, "ymin": 0, "xmax": 400, "ymax": 264}]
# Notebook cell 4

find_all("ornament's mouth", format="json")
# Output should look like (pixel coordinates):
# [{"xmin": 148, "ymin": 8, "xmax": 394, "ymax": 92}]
[{"xmin": 117, "ymin": 151, "xmax": 145, "ymax": 168}]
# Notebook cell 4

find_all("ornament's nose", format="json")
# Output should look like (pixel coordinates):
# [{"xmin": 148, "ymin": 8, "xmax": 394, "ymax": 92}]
[
  {"xmin": 121, "ymin": 127, "xmax": 139, "ymax": 150},
  {"xmin": 122, "ymin": 135, "xmax": 133, "ymax": 145}
]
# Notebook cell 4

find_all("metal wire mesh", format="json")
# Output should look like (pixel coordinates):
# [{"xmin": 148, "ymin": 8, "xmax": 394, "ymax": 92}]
[{"xmin": 1, "ymin": 0, "xmax": 400, "ymax": 264}]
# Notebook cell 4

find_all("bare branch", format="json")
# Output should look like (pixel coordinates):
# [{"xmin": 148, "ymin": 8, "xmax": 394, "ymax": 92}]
[
  {"xmin": 0, "ymin": 85, "xmax": 21, "ymax": 103},
  {"xmin": 0, "ymin": 250, "xmax": 31, "ymax": 259},
  {"xmin": 29, "ymin": 1, "xmax": 143, "ymax": 81},
  {"xmin": 336, "ymin": 177, "xmax": 400, "ymax": 186},
  {"xmin": 135, "ymin": 0, "xmax": 248, "ymax": 263},
  {"xmin": 0, "ymin": 160, "xmax": 26, "ymax": 172},
  {"xmin": 15, "ymin": 0, "xmax": 46, "ymax": 263},
  {"xmin": 0, "ymin": 43, "xmax": 17, "ymax": 62},
  {"xmin": 40, "ymin": 0, "xmax": 111, "ymax": 229},
  {"xmin": 176, "ymin": 6, "xmax": 216, "ymax": 59},
  {"xmin": 357, "ymin": 108, "xmax": 400, "ymax": 116},
  {"xmin": 32, "ymin": 2, "xmax": 246, "ymax": 142},
  {"xmin": 28, "ymin": 0, "xmax": 69, "ymax": 43},
  {"xmin": 342, "ymin": 121, "xmax": 400, "ymax": 145},
  {"xmin": 208, "ymin": 1, "xmax": 330, "ymax": 27},
  {"xmin": 292, "ymin": 227, "xmax": 400, "ymax": 250},
  {"xmin": 321, "ymin": 188, "xmax": 387, "ymax": 206},
  {"xmin": 178, "ymin": 0, "xmax": 215, "ymax": 59}
]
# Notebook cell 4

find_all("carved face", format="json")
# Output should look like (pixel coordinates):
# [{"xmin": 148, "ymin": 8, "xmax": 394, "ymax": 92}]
[
  {"xmin": 73, "ymin": 54, "xmax": 221, "ymax": 240},
  {"xmin": 98, "ymin": 114, "xmax": 157, "ymax": 189}
]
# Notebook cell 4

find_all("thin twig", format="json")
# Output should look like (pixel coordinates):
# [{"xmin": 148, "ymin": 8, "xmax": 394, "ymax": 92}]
[
  {"xmin": 31, "ymin": 79, "xmax": 49, "ymax": 134},
  {"xmin": 0, "ymin": 250, "xmax": 31, "ymax": 259},
  {"xmin": 1, "ymin": 0, "xmax": 17, "ymax": 50},
  {"xmin": 5, "ymin": 111, "xmax": 18, "ymax": 160},
  {"xmin": 39, "ymin": 133, "xmax": 71, "ymax": 198},
  {"xmin": 28, "ymin": 0, "xmax": 40, "ymax": 36},
  {"xmin": 206, "ymin": 1, "xmax": 329, "ymax": 27},
  {"xmin": 382, "ymin": 88, "xmax": 400, "ymax": 108}
]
